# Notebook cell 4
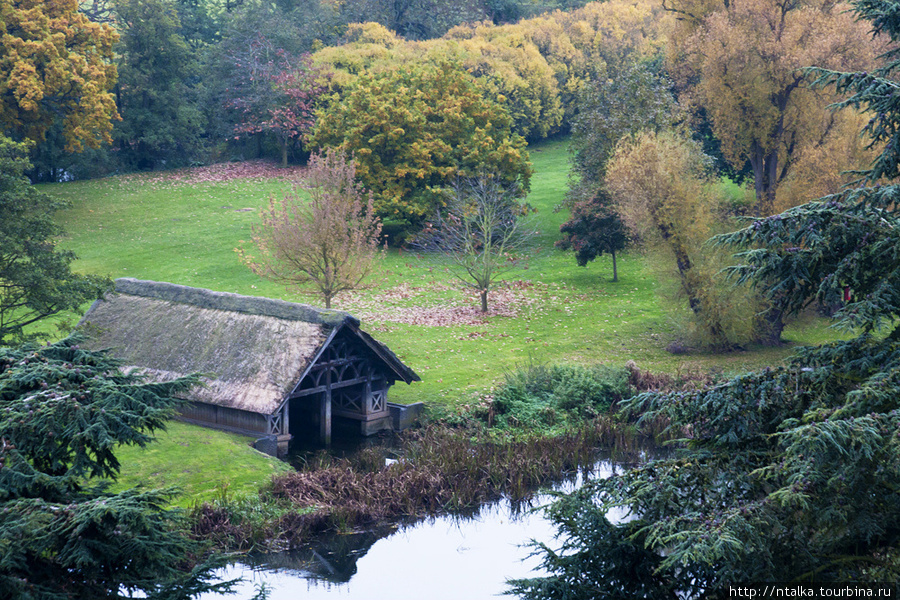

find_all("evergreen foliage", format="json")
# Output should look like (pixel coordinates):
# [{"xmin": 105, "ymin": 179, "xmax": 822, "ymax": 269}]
[
  {"xmin": 0, "ymin": 336, "xmax": 230, "ymax": 599},
  {"xmin": 509, "ymin": 1, "xmax": 900, "ymax": 595},
  {"xmin": 0, "ymin": 135, "xmax": 111, "ymax": 345},
  {"xmin": 113, "ymin": 0, "xmax": 206, "ymax": 170}
]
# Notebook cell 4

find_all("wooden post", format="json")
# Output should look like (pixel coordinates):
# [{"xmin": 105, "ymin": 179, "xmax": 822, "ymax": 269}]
[{"xmin": 321, "ymin": 374, "xmax": 332, "ymax": 446}]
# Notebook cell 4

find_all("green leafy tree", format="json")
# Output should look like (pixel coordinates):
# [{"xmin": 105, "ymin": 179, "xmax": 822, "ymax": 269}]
[
  {"xmin": 0, "ymin": 336, "xmax": 231, "ymax": 599},
  {"xmin": 113, "ymin": 0, "xmax": 205, "ymax": 170},
  {"xmin": 0, "ymin": 135, "xmax": 110, "ymax": 345},
  {"xmin": 310, "ymin": 60, "xmax": 532, "ymax": 226},
  {"xmin": 509, "ymin": 2, "xmax": 900, "ymax": 595},
  {"xmin": 340, "ymin": 0, "xmax": 488, "ymax": 40}
]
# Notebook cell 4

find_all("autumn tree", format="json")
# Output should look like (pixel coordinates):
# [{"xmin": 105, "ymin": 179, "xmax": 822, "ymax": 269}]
[
  {"xmin": 667, "ymin": 0, "xmax": 880, "ymax": 214},
  {"xmin": 227, "ymin": 40, "xmax": 328, "ymax": 168},
  {"xmin": 311, "ymin": 0, "xmax": 669, "ymax": 149},
  {"xmin": 238, "ymin": 150, "xmax": 382, "ymax": 308},
  {"xmin": 434, "ymin": 26, "xmax": 565, "ymax": 141},
  {"xmin": 309, "ymin": 60, "xmax": 532, "ymax": 225},
  {"xmin": 558, "ymin": 61, "xmax": 678, "ymax": 282},
  {"xmin": 0, "ymin": 135, "xmax": 111, "ymax": 345},
  {"xmin": 606, "ymin": 130, "xmax": 758, "ymax": 348},
  {"xmin": 413, "ymin": 176, "xmax": 536, "ymax": 312},
  {"xmin": 0, "ymin": 0, "xmax": 118, "ymax": 151}
]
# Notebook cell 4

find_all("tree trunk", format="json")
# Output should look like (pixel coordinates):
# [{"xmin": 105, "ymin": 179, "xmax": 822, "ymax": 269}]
[
  {"xmin": 749, "ymin": 83, "xmax": 798, "ymax": 216},
  {"xmin": 480, "ymin": 289, "xmax": 488, "ymax": 313},
  {"xmin": 324, "ymin": 293, "xmax": 332, "ymax": 309},
  {"xmin": 749, "ymin": 141, "xmax": 778, "ymax": 216},
  {"xmin": 756, "ymin": 305, "xmax": 786, "ymax": 346},
  {"xmin": 611, "ymin": 248, "xmax": 618, "ymax": 282},
  {"xmin": 281, "ymin": 139, "xmax": 288, "ymax": 168}
]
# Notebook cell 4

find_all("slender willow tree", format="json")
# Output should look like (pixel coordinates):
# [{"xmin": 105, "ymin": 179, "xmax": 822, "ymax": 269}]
[
  {"xmin": 510, "ymin": 1, "xmax": 900, "ymax": 595},
  {"xmin": 666, "ymin": 0, "xmax": 880, "ymax": 214}
]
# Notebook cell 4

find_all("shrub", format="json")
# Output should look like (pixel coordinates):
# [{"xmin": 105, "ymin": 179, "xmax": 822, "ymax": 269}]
[{"xmin": 491, "ymin": 362, "xmax": 633, "ymax": 429}]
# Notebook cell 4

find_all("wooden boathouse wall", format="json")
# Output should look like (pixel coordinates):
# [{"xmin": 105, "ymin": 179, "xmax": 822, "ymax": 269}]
[{"xmin": 180, "ymin": 401, "xmax": 270, "ymax": 437}]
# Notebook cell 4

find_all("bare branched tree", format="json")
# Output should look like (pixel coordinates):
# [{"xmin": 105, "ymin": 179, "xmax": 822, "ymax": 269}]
[
  {"xmin": 414, "ymin": 176, "xmax": 537, "ymax": 312},
  {"xmin": 237, "ymin": 150, "xmax": 383, "ymax": 308}
]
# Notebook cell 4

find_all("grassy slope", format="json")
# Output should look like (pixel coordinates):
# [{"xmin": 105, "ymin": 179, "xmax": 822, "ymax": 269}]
[
  {"xmin": 106, "ymin": 421, "xmax": 293, "ymax": 507},
  {"xmin": 38, "ymin": 139, "xmax": 840, "ymax": 499},
  {"xmin": 44, "ymin": 137, "xmax": 839, "ymax": 407}
]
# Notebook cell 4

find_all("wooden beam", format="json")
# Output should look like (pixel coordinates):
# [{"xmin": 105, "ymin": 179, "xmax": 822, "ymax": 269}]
[{"xmin": 289, "ymin": 375, "xmax": 384, "ymax": 399}]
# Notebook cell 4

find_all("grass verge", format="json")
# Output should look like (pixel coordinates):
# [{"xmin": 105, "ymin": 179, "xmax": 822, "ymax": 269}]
[{"xmin": 106, "ymin": 421, "xmax": 292, "ymax": 508}]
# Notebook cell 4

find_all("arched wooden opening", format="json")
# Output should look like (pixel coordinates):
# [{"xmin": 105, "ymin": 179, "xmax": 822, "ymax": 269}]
[{"xmin": 286, "ymin": 331, "xmax": 393, "ymax": 445}]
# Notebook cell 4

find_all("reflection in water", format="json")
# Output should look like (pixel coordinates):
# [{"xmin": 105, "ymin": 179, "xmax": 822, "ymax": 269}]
[{"xmin": 203, "ymin": 461, "xmax": 631, "ymax": 600}]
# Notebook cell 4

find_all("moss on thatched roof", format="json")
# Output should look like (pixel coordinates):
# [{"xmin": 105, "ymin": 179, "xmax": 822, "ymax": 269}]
[
  {"xmin": 78, "ymin": 279, "xmax": 360, "ymax": 415},
  {"xmin": 114, "ymin": 278, "xmax": 358, "ymax": 328}
]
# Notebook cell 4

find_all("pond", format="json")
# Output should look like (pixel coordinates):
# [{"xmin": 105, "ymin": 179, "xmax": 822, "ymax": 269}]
[{"xmin": 202, "ymin": 457, "xmax": 633, "ymax": 600}]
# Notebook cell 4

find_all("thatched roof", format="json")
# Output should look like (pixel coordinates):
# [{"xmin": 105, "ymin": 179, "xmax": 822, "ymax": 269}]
[{"xmin": 78, "ymin": 278, "xmax": 417, "ymax": 416}]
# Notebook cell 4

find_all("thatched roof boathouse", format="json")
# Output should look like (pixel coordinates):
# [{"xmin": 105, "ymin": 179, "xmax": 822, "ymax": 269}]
[{"xmin": 79, "ymin": 278, "xmax": 421, "ymax": 456}]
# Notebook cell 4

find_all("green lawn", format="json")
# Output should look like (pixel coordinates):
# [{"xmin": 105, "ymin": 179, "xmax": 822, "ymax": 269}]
[
  {"xmin": 36, "ymin": 138, "xmax": 842, "ymax": 498},
  {"xmin": 105, "ymin": 421, "xmax": 293, "ymax": 508}
]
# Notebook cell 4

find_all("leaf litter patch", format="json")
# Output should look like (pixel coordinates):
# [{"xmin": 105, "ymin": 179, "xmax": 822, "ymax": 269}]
[
  {"xmin": 118, "ymin": 160, "xmax": 307, "ymax": 186},
  {"xmin": 346, "ymin": 280, "xmax": 568, "ymax": 327}
]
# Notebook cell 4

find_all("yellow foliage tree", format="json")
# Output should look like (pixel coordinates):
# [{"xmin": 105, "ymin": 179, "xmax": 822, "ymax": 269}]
[
  {"xmin": 774, "ymin": 109, "xmax": 881, "ymax": 212},
  {"xmin": 0, "ymin": 0, "xmax": 118, "ymax": 150},
  {"xmin": 309, "ymin": 60, "xmax": 532, "ymax": 225},
  {"xmin": 607, "ymin": 130, "xmax": 758, "ymax": 348},
  {"xmin": 425, "ymin": 34, "xmax": 564, "ymax": 141},
  {"xmin": 312, "ymin": 1, "xmax": 671, "ymax": 143},
  {"xmin": 667, "ymin": 0, "xmax": 881, "ymax": 214}
]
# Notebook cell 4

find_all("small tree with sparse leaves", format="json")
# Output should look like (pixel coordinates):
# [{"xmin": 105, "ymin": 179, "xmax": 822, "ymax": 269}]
[
  {"xmin": 238, "ymin": 150, "xmax": 383, "ymax": 309},
  {"xmin": 413, "ymin": 176, "xmax": 536, "ymax": 313}
]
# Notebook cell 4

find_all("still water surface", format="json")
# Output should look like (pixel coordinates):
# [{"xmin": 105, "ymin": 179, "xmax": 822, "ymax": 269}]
[{"xmin": 204, "ymin": 460, "xmax": 631, "ymax": 600}]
